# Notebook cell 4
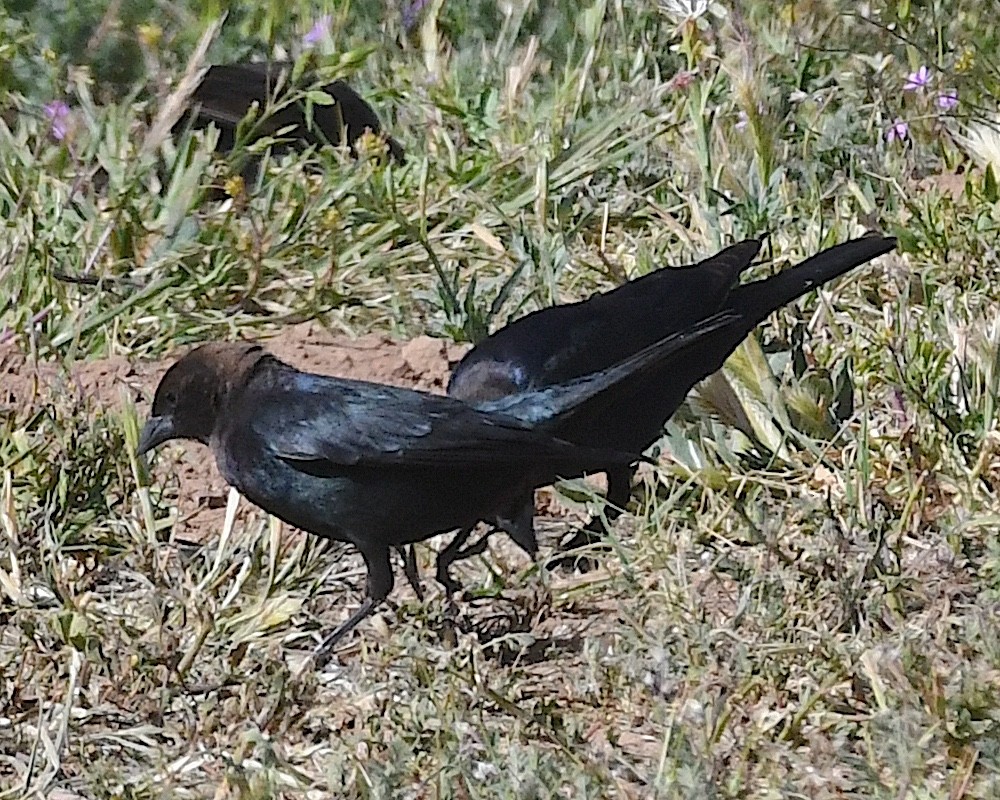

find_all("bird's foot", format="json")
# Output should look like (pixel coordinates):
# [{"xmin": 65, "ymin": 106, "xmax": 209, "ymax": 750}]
[
  {"xmin": 435, "ymin": 528, "xmax": 493, "ymax": 598},
  {"xmin": 310, "ymin": 597, "xmax": 376, "ymax": 669}
]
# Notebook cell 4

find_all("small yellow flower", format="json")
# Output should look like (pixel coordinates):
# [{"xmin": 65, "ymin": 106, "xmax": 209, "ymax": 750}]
[
  {"xmin": 355, "ymin": 129, "xmax": 389, "ymax": 162},
  {"xmin": 224, "ymin": 174, "xmax": 246, "ymax": 198},
  {"xmin": 323, "ymin": 207, "xmax": 343, "ymax": 229},
  {"xmin": 956, "ymin": 46, "xmax": 975, "ymax": 73},
  {"xmin": 138, "ymin": 24, "xmax": 163, "ymax": 48}
]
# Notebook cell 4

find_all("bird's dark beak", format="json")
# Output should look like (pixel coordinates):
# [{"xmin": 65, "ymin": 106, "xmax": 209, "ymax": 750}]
[{"xmin": 138, "ymin": 415, "xmax": 175, "ymax": 455}]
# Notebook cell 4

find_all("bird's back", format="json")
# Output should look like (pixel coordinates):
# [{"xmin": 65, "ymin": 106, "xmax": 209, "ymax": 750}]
[
  {"xmin": 179, "ymin": 62, "xmax": 404, "ymax": 161},
  {"xmin": 448, "ymin": 239, "xmax": 761, "ymax": 402}
]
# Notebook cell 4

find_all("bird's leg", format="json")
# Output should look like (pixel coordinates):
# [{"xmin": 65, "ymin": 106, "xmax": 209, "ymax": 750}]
[
  {"xmin": 494, "ymin": 498, "xmax": 539, "ymax": 560},
  {"xmin": 436, "ymin": 497, "xmax": 539, "ymax": 594},
  {"xmin": 434, "ymin": 496, "xmax": 539, "ymax": 594},
  {"xmin": 551, "ymin": 469, "xmax": 633, "ymax": 569},
  {"xmin": 434, "ymin": 526, "xmax": 485, "ymax": 595},
  {"xmin": 398, "ymin": 545, "xmax": 424, "ymax": 600},
  {"xmin": 451, "ymin": 528, "xmax": 496, "ymax": 560},
  {"xmin": 312, "ymin": 598, "xmax": 375, "ymax": 668},
  {"xmin": 313, "ymin": 545, "xmax": 393, "ymax": 667}
]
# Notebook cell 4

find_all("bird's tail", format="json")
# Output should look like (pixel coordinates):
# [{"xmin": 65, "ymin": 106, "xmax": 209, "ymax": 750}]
[
  {"xmin": 732, "ymin": 234, "xmax": 897, "ymax": 328},
  {"xmin": 483, "ymin": 311, "xmax": 740, "ymax": 427}
]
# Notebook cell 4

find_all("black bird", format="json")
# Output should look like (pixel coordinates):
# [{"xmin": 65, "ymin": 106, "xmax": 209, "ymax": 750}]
[
  {"xmin": 439, "ymin": 234, "xmax": 897, "ymax": 585},
  {"xmin": 137, "ymin": 313, "xmax": 735, "ymax": 663},
  {"xmin": 175, "ymin": 62, "xmax": 404, "ymax": 187}
]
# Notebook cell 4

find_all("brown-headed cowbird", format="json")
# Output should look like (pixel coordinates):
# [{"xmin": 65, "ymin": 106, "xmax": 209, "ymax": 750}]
[
  {"xmin": 175, "ymin": 62, "xmax": 404, "ymax": 188},
  {"xmin": 137, "ymin": 312, "xmax": 736, "ymax": 663},
  {"xmin": 80, "ymin": 63, "xmax": 402, "ymax": 199},
  {"xmin": 437, "ymin": 235, "xmax": 897, "ymax": 587}
]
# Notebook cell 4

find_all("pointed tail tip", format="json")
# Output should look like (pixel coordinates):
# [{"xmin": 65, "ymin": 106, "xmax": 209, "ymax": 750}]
[
  {"xmin": 832, "ymin": 232, "xmax": 898, "ymax": 264},
  {"xmin": 859, "ymin": 230, "xmax": 898, "ymax": 250},
  {"xmin": 747, "ymin": 231, "xmax": 896, "ymax": 258}
]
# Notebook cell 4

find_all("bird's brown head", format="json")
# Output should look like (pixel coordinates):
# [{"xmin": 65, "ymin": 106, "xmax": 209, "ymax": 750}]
[{"xmin": 138, "ymin": 342, "xmax": 269, "ymax": 455}]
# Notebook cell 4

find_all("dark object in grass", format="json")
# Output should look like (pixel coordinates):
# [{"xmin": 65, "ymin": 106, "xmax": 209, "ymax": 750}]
[
  {"xmin": 137, "ymin": 313, "xmax": 735, "ymax": 664},
  {"xmin": 439, "ymin": 234, "xmax": 898, "ymax": 586},
  {"xmin": 174, "ymin": 62, "xmax": 404, "ymax": 190}
]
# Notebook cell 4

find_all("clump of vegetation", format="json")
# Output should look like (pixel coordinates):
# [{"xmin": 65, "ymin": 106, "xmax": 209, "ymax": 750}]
[{"xmin": 2, "ymin": 0, "xmax": 1000, "ymax": 796}]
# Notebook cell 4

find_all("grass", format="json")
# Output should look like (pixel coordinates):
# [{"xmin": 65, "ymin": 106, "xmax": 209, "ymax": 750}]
[{"xmin": 3, "ymin": 0, "xmax": 1000, "ymax": 796}]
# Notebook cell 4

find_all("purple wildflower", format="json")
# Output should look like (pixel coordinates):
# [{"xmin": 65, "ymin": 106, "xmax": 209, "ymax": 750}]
[
  {"xmin": 890, "ymin": 388, "xmax": 911, "ymax": 429},
  {"xmin": 668, "ymin": 70, "xmax": 696, "ymax": 91},
  {"xmin": 886, "ymin": 118, "xmax": 909, "ymax": 142},
  {"xmin": 735, "ymin": 110, "xmax": 749, "ymax": 130},
  {"xmin": 43, "ymin": 100, "xmax": 71, "ymax": 141},
  {"xmin": 303, "ymin": 15, "xmax": 332, "ymax": 47},
  {"xmin": 904, "ymin": 65, "xmax": 931, "ymax": 91},
  {"xmin": 403, "ymin": 0, "xmax": 430, "ymax": 32},
  {"xmin": 937, "ymin": 90, "xmax": 958, "ymax": 110}
]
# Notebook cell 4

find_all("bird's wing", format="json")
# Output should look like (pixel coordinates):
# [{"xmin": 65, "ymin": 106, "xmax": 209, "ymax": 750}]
[
  {"xmin": 247, "ymin": 373, "xmax": 608, "ymax": 473},
  {"xmin": 451, "ymin": 240, "xmax": 762, "ymax": 392}
]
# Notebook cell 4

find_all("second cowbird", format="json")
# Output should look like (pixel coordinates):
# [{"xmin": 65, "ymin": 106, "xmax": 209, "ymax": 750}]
[
  {"xmin": 137, "ymin": 312, "xmax": 735, "ymax": 663},
  {"xmin": 437, "ymin": 234, "xmax": 897, "ymax": 585},
  {"xmin": 175, "ymin": 61, "xmax": 404, "ymax": 190}
]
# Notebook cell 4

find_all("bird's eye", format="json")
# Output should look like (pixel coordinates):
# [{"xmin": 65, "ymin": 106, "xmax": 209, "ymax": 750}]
[{"xmin": 162, "ymin": 390, "xmax": 177, "ymax": 409}]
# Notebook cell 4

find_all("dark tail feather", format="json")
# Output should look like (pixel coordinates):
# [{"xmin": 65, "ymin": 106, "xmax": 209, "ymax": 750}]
[
  {"xmin": 484, "ymin": 311, "xmax": 739, "ymax": 425},
  {"xmin": 548, "ymin": 230, "xmax": 897, "ymax": 418},
  {"xmin": 730, "ymin": 235, "xmax": 897, "ymax": 329},
  {"xmin": 688, "ymin": 238, "xmax": 764, "ymax": 289}
]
